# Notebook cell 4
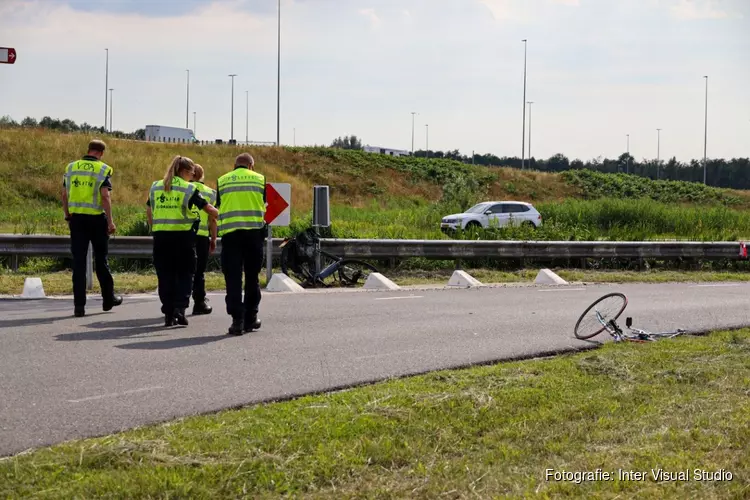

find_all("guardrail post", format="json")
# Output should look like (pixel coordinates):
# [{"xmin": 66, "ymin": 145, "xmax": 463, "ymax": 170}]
[
  {"xmin": 10, "ymin": 254, "xmax": 18, "ymax": 271},
  {"xmin": 266, "ymin": 225, "xmax": 273, "ymax": 283},
  {"xmin": 86, "ymin": 242, "xmax": 93, "ymax": 291}
]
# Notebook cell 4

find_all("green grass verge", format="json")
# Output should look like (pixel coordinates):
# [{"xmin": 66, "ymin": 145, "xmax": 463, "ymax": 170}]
[
  {"xmin": 2, "ymin": 329, "xmax": 748, "ymax": 498},
  {"xmin": 3, "ymin": 269, "xmax": 750, "ymax": 296}
]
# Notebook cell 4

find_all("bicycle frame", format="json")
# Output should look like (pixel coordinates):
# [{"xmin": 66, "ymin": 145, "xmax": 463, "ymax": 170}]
[{"xmin": 595, "ymin": 310, "xmax": 685, "ymax": 342}]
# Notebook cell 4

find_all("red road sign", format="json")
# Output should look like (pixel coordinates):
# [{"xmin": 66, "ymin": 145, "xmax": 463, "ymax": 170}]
[
  {"xmin": 264, "ymin": 183, "xmax": 290, "ymax": 224},
  {"xmin": 0, "ymin": 48, "xmax": 16, "ymax": 64}
]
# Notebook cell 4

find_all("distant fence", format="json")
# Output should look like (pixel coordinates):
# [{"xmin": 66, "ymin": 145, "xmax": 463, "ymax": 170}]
[{"xmin": 0, "ymin": 235, "xmax": 745, "ymax": 269}]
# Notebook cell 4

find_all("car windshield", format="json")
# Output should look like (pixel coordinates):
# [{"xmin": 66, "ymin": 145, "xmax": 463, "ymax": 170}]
[{"xmin": 464, "ymin": 203, "xmax": 492, "ymax": 214}]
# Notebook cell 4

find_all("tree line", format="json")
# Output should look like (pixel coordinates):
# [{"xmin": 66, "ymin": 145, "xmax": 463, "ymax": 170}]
[{"xmin": 0, "ymin": 115, "xmax": 145, "ymax": 140}]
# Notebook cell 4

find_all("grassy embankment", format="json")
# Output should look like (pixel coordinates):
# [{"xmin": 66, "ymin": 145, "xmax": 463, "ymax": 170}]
[
  {"xmin": 1, "ymin": 328, "xmax": 748, "ymax": 498},
  {"xmin": 3, "ymin": 128, "xmax": 750, "ymax": 241},
  {"xmin": 3, "ymin": 128, "xmax": 750, "ymax": 285}
]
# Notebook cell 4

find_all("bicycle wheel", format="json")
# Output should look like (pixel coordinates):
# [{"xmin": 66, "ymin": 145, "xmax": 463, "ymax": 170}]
[
  {"xmin": 574, "ymin": 292, "xmax": 628, "ymax": 340},
  {"xmin": 337, "ymin": 259, "xmax": 378, "ymax": 287},
  {"xmin": 280, "ymin": 244, "xmax": 315, "ymax": 287}
]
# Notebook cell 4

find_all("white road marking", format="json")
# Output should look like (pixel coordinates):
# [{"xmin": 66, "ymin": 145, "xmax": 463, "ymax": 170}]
[
  {"xmin": 375, "ymin": 295, "xmax": 424, "ymax": 301},
  {"xmin": 538, "ymin": 288, "xmax": 586, "ymax": 292},
  {"xmin": 67, "ymin": 386, "xmax": 163, "ymax": 403}
]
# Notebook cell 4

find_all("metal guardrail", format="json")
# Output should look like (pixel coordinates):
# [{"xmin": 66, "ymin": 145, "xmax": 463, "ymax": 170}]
[{"xmin": 0, "ymin": 234, "xmax": 744, "ymax": 262}]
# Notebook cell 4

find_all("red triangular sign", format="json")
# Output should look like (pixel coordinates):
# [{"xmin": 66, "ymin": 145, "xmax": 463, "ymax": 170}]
[{"xmin": 264, "ymin": 183, "xmax": 289, "ymax": 223}]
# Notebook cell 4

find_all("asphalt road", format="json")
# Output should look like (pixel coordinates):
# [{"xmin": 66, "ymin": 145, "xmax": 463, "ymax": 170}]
[{"xmin": 2, "ymin": 281, "xmax": 750, "ymax": 457}]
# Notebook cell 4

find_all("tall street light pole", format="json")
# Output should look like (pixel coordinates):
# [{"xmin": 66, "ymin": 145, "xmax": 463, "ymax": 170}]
[
  {"xmin": 193, "ymin": 111, "xmax": 197, "ymax": 137},
  {"xmin": 411, "ymin": 112, "xmax": 417, "ymax": 154},
  {"xmin": 527, "ymin": 101, "xmax": 533, "ymax": 162},
  {"xmin": 108, "ymin": 88, "xmax": 114, "ymax": 132},
  {"xmin": 656, "ymin": 128, "xmax": 661, "ymax": 179},
  {"xmin": 229, "ymin": 74, "xmax": 237, "ymax": 142},
  {"xmin": 276, "ymin": 0, "xmax": 281, "ymax": 146},
  {"xmin": 425, "ymin": 124, "xmax": 429, "ymax": 158},
  {"xmin": 186, "ymin": 70, "xmax": 190, "ymax": 128},
  {"xmin": 521, "ymin": 39, "xmax": 527, "ymax": 170},
  {"xmin": 626, "ymin": 134, "xmax": 630, "ymax": 174},
  {"xmin": 703, "ymin": 75, "xmax": 708, "ymax": 184},
  {"xmin": 104, "ymin": 48, "xmax": 109, "ymax": 132},
  {"xmin": 245, "ymin": 90, "xmax": 249, "ymax": 144}
]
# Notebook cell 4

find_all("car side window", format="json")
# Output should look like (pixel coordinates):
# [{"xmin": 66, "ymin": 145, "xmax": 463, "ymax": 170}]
[
  {"xmin": 504, "ymin": 204, "xmax": 530, "ymax": 213},
  {"xmin": 489, "ymin": 204, "xmax": 505, "ymax": 214}
]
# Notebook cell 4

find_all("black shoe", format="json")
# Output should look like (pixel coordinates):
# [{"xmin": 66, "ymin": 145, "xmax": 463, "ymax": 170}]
[
  {"xmin": 244, "ymin": 316, "xmax": 261, "ymax": 333},
  {"xmin": 227, "ymin": 318, "xmax": 244, "ymax": 336},
  {"xmin": 174, "ymin": 308, "xmax": 188, "ymax": 326},
  {"xmin": 192, "ymin": 299, "xmax": 212, "ymax": 315},
  {"xmin": 74, "ymin": 308, "xmax": 85, "ymax": 318},
  {"xmin": 103, "ymin": 295, "xmax": 123, "ymax": 312},
  {"xmin": 164, "ymin": 314, "xmax": 175, "ymax": 327}
]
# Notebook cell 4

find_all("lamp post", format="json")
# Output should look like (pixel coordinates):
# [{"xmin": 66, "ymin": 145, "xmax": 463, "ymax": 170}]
[
  {"xmin": 627, "ymin": 134, "xmax": 630, "ymax": 174},
  {"xmin": 185, "ymin": 69, "xmax": 190, "ymax": 128},
  {"xmin": 703, "ymin": 75, "xmax": 708, "ymax": 184},
  {"xmin": 228, "ymin": 74, "xmax": 237, "ymax": 142},
  {"xmin": 104, "ymin": 48, "xmax": 109, "ymax": 132},
  {"xmin": 193, "ymin": 111, "xmax": 197, "ymax": 137},
  {"xmin": 425, "ymin": 124, "xmax": 429, "ymax": 158},
  {"xmin": 245, "ymin": 90, "xmax": 249, "ymax": 144},
  {"xmin": 521, "ymin": 39, "xmax": 527, "ymax": 169},
  {"xmin": 276, "ymin": 0, "xmax": 281, "ymax": 146},
  {"xmin": 411, "ymin": 111, "xmax": 417, "ymax": 154}
]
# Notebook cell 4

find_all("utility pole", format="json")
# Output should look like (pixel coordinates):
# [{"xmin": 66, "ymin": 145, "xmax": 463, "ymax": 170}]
[
  {"xmin": 186, "ymin": 69, "xmax": 190, "ymax": 128},
  {"xmin": 521, "ymin": 39, "xmax": 527, "ymax": 170},
  {"xmin": 703, "ymin": 75, "xmax": 708, "ymax": 184},
  {"xmin": 229, "ymin": 74, "xmax": 237, "ymax": 142},
  {"xmin": 104, "ymin": 48, "xmax": 109, "ymax": 132},
  {"xmin": 245, "ymin": 90, "xmax": 249, "ymax": 144}
]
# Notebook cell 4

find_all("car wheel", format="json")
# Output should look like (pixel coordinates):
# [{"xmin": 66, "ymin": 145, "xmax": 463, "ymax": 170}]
[{"xmin": 522, "ymin": 220, "xmax": 536, "ymax": 228}]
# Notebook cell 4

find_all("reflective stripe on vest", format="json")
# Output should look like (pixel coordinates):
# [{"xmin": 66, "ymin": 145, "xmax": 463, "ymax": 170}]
[
  {"xmin": 64, "ymin": 160, "xmax": 112, "ymax": 215},
  {"xmin": 149, "ymin": 177, "xmax": 198, "ymax": 232},
  {"xmin": 217, "ymin": 169, "xmax": 265, "ymax": 237},
  {"xmin": 193, "ymin": 182, "xmax": 216, "ymax": 237}
]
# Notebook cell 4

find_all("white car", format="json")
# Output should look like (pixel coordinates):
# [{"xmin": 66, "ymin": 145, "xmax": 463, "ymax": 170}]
[{"xmin": 440, "ymin": 201, "xmax": 542, "ymax": 234}]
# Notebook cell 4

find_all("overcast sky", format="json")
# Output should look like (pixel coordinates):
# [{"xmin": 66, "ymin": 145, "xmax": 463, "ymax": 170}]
[{"xmin": 1, "ymin": 0, "xmax": 748, "ymax": 162}]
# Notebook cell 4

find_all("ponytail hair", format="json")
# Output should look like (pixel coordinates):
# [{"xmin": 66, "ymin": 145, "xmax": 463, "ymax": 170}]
[
  {"xmin": 193, "ymin": 164, "xmax": 205, "ymax": 182},
  {"xmin": 163, "ymin": 155, "xmax": 195, "ymax": 191}
]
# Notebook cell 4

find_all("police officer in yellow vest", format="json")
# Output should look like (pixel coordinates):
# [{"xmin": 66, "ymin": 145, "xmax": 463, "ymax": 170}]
[
  {"xmin": 61, "ymin": 139, "xmax": 122, "ymax": 317},
  {"xmin": 216, "ymin": 153, "xmax": 266, "ymax": 335},
  {"xmin": 146, "ymin": 156, "xmax": 218, "ymax": 327},
  {"xmin": 190, "ymin": 164, "xmax": 217, "ymax": 315}
]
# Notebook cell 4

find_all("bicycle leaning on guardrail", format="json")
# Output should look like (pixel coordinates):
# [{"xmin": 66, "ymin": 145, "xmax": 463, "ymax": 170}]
[
  {"xmin": 279, "ymin": 228, "xmax": 378, "ymax": 288},
  {"xmin": 574, "ymin": 292, "xmax": 686, "ymax": 343}
]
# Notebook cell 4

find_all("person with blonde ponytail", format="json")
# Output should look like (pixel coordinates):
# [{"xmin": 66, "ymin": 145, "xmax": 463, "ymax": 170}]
[{"xmin": 146, "ymin": 155, "xmax": 219, "ymax": 327}]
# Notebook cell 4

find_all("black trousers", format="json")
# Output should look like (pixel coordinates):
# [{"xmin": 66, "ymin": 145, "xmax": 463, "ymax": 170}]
[
  {"xmin": 221, "ymin": 229, "xmax": 265, "ymax": 321},
  {"xmin": 193, "ymin": 235, "xmax": 210, "ymax": 303},
  {"xmin": 69, "ymin": 214, "xmax": 114, "ymax": 309},
  {"xmin": 153, "ymin": 231, "xmax": 196, "ymax": 315}
]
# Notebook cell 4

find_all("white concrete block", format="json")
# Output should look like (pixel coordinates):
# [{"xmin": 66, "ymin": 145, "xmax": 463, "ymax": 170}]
[
  {"xmin": 534, "ymin": 268, "xmax": 569, "ymax": 285},
  {"xmin": 363, "ymin": 273, "xmax": 401, "ymax": 290},
  {"xmin": 266, "ymin": 273, "xmax": 305, "ymax": 292},
  {"xmin": 447, "ymin": 270, "xmax": 483, "ymax": 288},
  {"xmin": 21, "ymin": 277, "xmax": 46, "ymax": 299}
]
